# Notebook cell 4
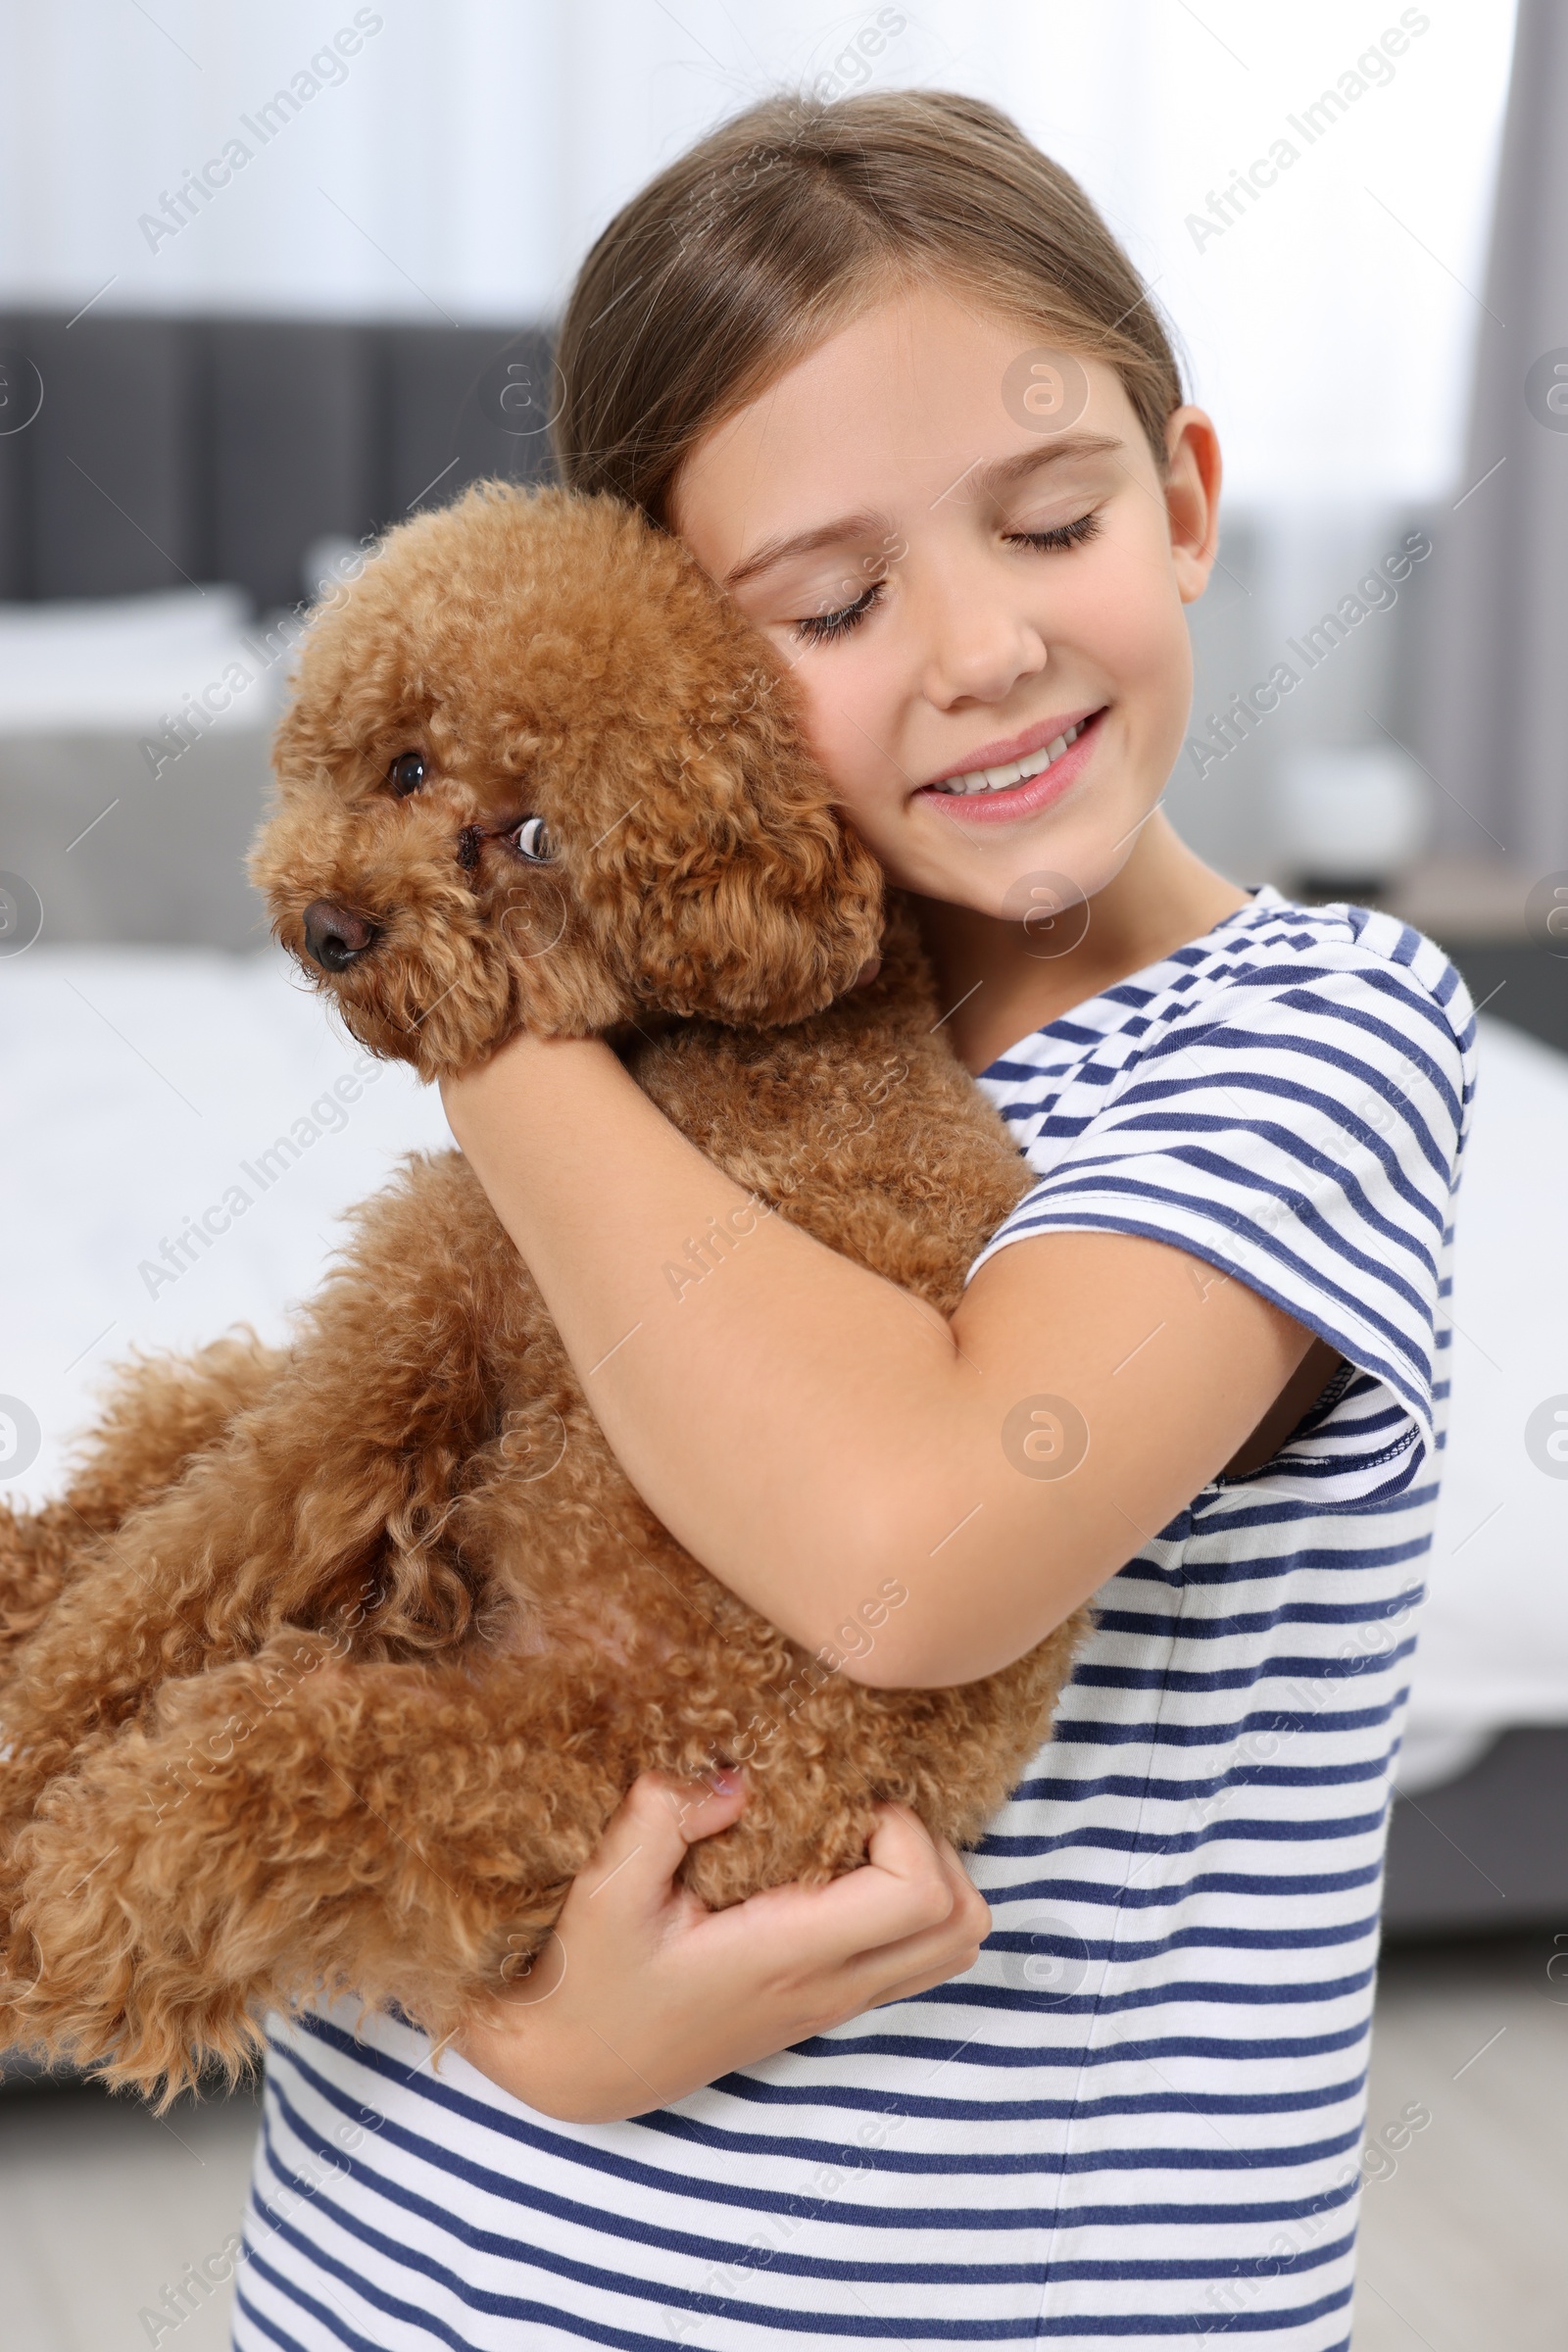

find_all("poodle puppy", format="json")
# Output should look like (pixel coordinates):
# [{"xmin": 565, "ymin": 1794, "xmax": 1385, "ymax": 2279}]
[
  {"xmin": 0, "ymin": 483, "xmax": 1092, "ymax": 2103},
  {"xmin": 0, "ymin": 1336, "xmax": 286, "ymax": 1663}
]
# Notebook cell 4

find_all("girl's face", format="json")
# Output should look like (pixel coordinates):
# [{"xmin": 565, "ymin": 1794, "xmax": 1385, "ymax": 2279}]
[{"xmin": 668, "ymin": 279, "xmax": 1221, "ymax": 918}]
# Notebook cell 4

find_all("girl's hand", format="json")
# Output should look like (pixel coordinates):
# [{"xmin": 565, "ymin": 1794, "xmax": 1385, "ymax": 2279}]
[{"xmin": 450, "ymin": 1769, "xmax": 991, "ymax": 2124}]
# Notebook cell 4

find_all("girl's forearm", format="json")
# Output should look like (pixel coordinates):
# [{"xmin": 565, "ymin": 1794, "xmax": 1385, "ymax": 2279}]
[{"xmin": 441, "ymin": 1033, "xmax": 1311, "ymax": 1689}]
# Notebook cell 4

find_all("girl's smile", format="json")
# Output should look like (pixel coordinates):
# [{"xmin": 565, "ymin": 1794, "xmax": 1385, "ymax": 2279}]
[{"xmin": 916, "ymin": 701, "xmax": 1107, "ymax": 821}]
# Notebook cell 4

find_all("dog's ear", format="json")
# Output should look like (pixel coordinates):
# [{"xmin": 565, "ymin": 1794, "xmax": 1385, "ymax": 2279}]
[{"xmin": 583, "ymin": 666, "xmax": 886, "ymax": 1027}]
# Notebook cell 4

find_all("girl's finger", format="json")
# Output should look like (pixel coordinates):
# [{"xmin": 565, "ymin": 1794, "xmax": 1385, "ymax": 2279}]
[
  {"xmin": 565, "ymin": 1768, "xmax": 749, "ymax": 1926},
  {"xmin": 720, "ymin": 1802, "xmax": 967, "ymax": 1981},
  {"xmin": 832, "ymin": 1834, "xmax": 990, "ymax": 2006},
  {"xmin": 840, "ymin": 1802, "xmax": 979, "ymax": 1944},
  {"xmin": 816, "ymin": 1897, "xmax": 991, "ymax": 2031}
]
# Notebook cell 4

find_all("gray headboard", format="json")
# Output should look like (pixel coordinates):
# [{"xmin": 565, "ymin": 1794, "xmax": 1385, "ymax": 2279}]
[{"xmin": 0, "ymin": 312, "xmax": 557, "ymax": 609}]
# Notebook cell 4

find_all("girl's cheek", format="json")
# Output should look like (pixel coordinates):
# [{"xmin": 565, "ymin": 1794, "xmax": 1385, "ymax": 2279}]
[
  {"xmin": 1069, "ymin": 539, "xmax": 1185, "ymax": 680},
  {"xmin": 793, "ymin": 659, "xmax": 899, "ymax": 810}
]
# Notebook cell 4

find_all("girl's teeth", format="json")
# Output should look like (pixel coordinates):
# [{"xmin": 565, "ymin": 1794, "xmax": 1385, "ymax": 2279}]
[{"xmin": 936, "ymin": 717, "xmax": 1089, "ymax": 795}]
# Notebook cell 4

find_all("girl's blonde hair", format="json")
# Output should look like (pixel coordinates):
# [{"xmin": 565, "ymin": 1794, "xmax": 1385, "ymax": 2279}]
[{"xmin": 550, "ymin": 86, "xmax": 1184, "ymax": 526}]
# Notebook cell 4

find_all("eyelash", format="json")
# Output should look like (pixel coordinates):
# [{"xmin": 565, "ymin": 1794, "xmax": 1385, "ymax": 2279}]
[{"xmin": 790, "ymin": 510, "xmax": 1105, "ymax": 645}]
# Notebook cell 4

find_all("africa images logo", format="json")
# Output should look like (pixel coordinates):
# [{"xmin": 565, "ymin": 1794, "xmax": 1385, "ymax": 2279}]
[{"xmin": 1524, "ymin": 1397, "xmax": 1568, "ymax": 1481}]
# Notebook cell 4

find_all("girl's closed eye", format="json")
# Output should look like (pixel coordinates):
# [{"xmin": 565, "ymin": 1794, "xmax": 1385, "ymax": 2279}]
[
  {"xmin": 1010, "ymin": 508, "xmax": 1104, "ymax": 555},
  {"xmin": 794, "ymin": 576, "xmax": 884, "ymax": 645},
  {"xmin": 790, "ymin": 508, "xmax": 1105, "ymax": 645}
]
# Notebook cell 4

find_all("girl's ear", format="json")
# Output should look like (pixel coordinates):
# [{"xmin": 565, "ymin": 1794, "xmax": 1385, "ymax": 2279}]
[
  {"xmin": 587, "ymin": 687, "xmax": 887, "ymax": 1027},
  {"xmin": 1163, "ymin": 404, "xmax": 1223, "ymax": 606}
]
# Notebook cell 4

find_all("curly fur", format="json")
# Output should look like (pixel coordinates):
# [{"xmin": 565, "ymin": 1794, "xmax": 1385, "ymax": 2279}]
[{"xmin": 0, "ymin": 483, "xmax": 1092, "ymax": 2105}]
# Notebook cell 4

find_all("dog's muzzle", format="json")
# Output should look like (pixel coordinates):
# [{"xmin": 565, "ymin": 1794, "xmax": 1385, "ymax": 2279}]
[{"xmin": 302, "ymin": 899, "xmax": 381, "ymax": 972}]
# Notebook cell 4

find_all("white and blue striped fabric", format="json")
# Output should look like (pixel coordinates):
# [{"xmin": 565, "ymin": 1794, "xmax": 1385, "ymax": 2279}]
[{"xmin": 230, "ymin": 887, "xmax": 1475, "ymax": 2351}]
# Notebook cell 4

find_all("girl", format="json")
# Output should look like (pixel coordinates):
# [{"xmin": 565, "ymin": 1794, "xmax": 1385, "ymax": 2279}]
[{"xmin": 231, "ymin": 88, "xmax": 1474, "ymax": 2351}]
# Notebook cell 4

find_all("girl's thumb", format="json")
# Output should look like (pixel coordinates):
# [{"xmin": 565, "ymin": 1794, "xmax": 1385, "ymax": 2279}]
[{"xmin": 585, "ymin": 1767, "xmax": 747, "ymax": 1905}]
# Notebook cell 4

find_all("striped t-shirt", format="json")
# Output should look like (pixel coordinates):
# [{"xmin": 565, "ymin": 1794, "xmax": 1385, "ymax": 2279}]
[{"xmin": 231, "ymin": 887, "xmax": 1474, "ymax": 2352}]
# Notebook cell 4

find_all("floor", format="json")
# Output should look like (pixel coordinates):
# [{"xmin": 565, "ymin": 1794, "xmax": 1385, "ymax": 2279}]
[
  {"xmin": 1352, "ymin": 1933, "xmax": 1568, "ymax": 2351},
  {"xmin": 1, "ymin": 1936, "xmax": 1564, "ymax": 2350},
  {"xmin": 0, "ymin": 2071, "xmax": 262, "ymax": 2351}
]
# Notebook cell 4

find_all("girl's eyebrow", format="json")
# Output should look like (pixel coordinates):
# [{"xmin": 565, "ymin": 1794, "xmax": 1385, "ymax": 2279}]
[
  {"xmin": 936, "ymin": 433, "xmax": 1125, "ymax": 510},
  {"xmin": 722, "ymin": 433, "xmax": 1125, "ymax": 591},
  {"xmin": 723, "ymin": 509, "xmax": 893, "ymax": 593}
]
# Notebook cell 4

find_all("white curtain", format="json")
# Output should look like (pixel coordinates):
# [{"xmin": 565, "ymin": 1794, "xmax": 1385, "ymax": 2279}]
[
  {"xmin": 0, "ymin": 0, "xmax": 1515, "ymax": 507},
  {"xmin": 1416, "ymin": 0, "xmax": 1568, "ymax": 872}
]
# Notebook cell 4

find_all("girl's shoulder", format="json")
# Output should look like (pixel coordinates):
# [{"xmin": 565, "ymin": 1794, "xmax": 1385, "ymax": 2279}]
[
  {"xmin": 983, "ymin": 885, "xmax": 1478, "ymax": 1164},
  {"xmin": 1170, "ymin": 883, "xmax": 1474, "ymax": 1038},
  {"xmin": 971, "ymin": 890, "xmax": 1475, "ymax": 1473}
]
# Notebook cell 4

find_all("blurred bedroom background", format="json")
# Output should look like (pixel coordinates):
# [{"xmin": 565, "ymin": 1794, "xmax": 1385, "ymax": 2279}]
[{"xmin": 1, "ymin": 3, "xmax": 1564, "ymax": 2345}]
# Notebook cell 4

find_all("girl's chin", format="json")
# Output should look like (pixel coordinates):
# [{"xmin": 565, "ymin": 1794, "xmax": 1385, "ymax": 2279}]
[{"xmin": 903, "ymin": 788, "xmax": 1161, "ymax": 922}]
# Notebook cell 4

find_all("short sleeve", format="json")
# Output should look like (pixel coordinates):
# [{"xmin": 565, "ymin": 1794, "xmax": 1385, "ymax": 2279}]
[{"xmin": 965, "ymin": 920, "xmax": 1476, "ymax": 1493}]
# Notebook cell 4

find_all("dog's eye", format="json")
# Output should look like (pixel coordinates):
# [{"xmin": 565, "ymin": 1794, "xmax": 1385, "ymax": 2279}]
[
  {"xmin": 388, "ymin": 752, "xmax": 426, "ymax": 797},
  {"xmin": 514, "ymin": 816, "xmax": 554, "ymax": 862}
]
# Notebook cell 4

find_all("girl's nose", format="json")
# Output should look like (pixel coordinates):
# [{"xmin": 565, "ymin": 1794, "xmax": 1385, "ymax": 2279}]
[{"xmin": 912, "ymin": 562, "xmax": 1050, "ymax": 711}]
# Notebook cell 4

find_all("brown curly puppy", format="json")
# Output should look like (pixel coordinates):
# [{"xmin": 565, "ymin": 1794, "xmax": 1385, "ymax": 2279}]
[
  {"xmin": 0, "ymin": 483, "xmax": 1091, "ymax": 2105},
  {"xmin": 0, "ymin": 1335, "xmax": 286, "ymax": 1664}
]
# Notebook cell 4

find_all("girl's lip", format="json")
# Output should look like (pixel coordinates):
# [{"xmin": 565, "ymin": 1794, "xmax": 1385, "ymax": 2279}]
[{"xmin": 916, "ymin": 707, "xmax": 1106, "ymax": 825}]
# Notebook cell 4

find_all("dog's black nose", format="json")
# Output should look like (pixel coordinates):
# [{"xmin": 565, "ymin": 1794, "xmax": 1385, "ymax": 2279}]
[{"xmin": 302, "ymin": 899, "xmax": 381, "ymax": 972}]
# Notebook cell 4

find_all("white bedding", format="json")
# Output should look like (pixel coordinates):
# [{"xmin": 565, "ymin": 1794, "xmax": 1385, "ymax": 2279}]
[
  {"xmin": 1397, "ymin": 1015, "xmax": 1568, "ymax": 1786},
  {"xmin": 0, "ymin": 946, "xmax": 450, "ymax": 1501},
  {"xmin": 2, "ymin": 947, "xmax": 1563, "ymax": 1796},
  {"xmin": 0, "ymin": 586, "xmax": 278, "ymax": 736}
]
